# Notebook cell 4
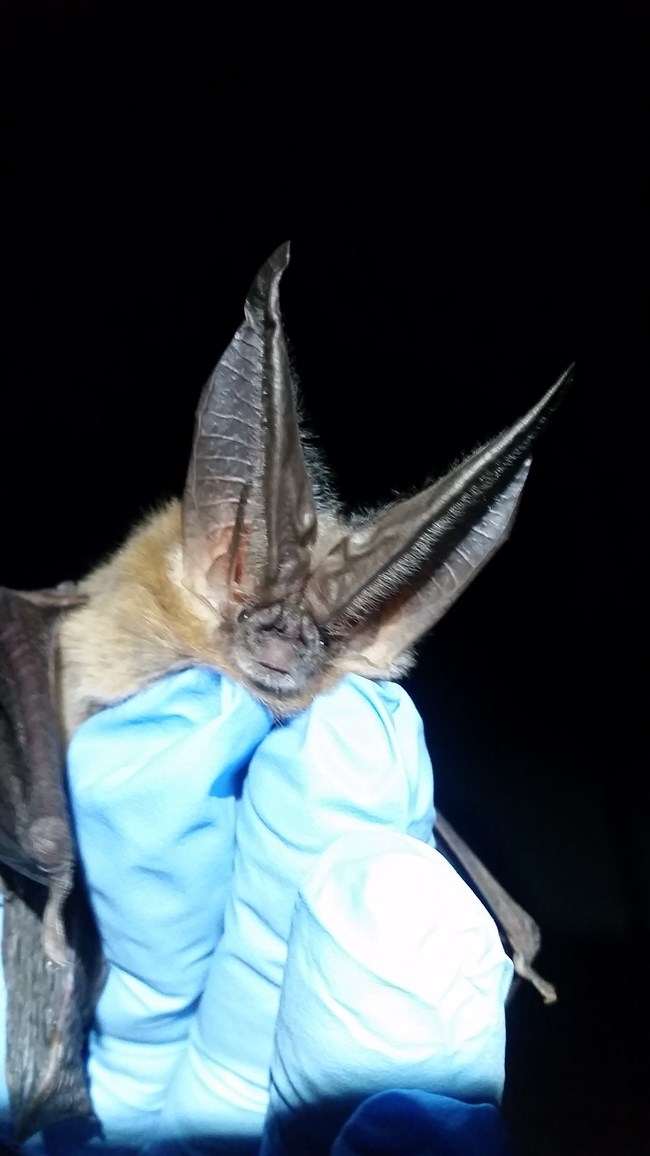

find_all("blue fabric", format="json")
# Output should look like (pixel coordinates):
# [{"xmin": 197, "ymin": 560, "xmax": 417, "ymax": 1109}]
[
  {"xmin": 145, "ymin": 676, "xmax": 438, "ymax": 1153},
  {"xmin": 68, "ymin": 668, "xmax": 272, "ymax": 1150},
  {"xmin": 0, "ymin": 668, "xmax": 513, "ymax": 1155},
  {"xmin": 332, "ymin": 1090, "xmax": 515, "ymax": 1156}
]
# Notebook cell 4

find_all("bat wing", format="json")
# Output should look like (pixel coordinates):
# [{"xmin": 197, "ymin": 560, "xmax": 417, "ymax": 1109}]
[
  {"xmin": 0, "ymin": 587, "xmax": 102, "ymax": 1141},
  {"xmin": 434, "ymin": 811, "xmax": 557, "ymax": 1004}
]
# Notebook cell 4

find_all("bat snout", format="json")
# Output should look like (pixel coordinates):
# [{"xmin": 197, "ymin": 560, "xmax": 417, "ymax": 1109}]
[
  {"xmin": 233, "ymin": 602, "xmax": 326, "ymax": 697},
  {"xmin": 256, "ymin": 636, "xmax": 298, "ymax": 675}
]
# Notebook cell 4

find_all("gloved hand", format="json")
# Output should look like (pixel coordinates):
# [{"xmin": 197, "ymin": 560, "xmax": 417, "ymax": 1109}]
[{"xmin": 0, "ymin": 667, "xmax": 514, "ymax": 1155}]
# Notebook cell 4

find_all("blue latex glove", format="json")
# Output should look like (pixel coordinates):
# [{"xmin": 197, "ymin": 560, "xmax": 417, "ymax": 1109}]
[
  {"xmin": 330, "ymin": 1090, "xmax": 515, "ymax": 1156},
  {"xmin": 0, "ymin": 667, "xmax": 513, "ymax": 1155}
]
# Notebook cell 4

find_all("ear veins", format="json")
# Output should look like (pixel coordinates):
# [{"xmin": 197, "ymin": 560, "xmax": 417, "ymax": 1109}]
[{"xmin": 306, "ymin": 367, "xmax": 571, "ymax": 628}]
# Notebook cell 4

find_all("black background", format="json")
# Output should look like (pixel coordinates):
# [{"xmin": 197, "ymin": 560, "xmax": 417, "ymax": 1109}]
[{"xmin": 1, "ymin": 3, "xmax": 647, "ymax": 1154}]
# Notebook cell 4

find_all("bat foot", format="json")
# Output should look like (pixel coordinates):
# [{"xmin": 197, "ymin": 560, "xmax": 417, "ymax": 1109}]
[{"xmin": 512, "ymin": 951, "xmax": 558, "ymax": 1004}]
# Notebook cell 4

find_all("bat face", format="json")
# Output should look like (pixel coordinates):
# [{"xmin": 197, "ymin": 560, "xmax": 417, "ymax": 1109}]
[
  {"xmin": 180, "ymin": 242, "xmax": 571, "ymax": 711},
  {"xmin": 230, "ymin": 602, "xmax": 327, "ymax": 698}
]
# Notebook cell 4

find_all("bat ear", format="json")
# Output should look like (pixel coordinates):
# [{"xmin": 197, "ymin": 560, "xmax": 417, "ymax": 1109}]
[
  {"xmin": 307, "ymin": 367, "xmax": 573, "ymax": 677},
  {"xmin": 337, "ymin": 464, "xmax": 531, "ymax": 677},
  {"xmin": 182, "ymin": 243, "xmax": 317, "ymax": 612}
]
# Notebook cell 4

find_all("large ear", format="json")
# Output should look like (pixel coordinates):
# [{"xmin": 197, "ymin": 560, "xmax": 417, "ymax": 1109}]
[
  {"xmin": 307, "ymin": 366, "xmax": 573, "ymax": 676},
  {"xmin": 182, "ymin": 242, "xmax": 317, "ymax": 612}
]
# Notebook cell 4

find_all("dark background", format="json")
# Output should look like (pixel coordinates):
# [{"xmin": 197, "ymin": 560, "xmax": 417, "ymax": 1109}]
[{"xmin": 1, "ymin": 2, "xmax": 647, "ymax": 1154}]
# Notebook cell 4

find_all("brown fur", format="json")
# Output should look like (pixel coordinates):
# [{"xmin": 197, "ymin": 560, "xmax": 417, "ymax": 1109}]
[{"xmin": 57, "ymin": 500, "xmax": 351, "ymax": 738}]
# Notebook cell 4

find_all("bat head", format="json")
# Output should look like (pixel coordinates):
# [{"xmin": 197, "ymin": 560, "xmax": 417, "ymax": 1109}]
[{"xmin": 182, "ymin": 243, "xmax": 570, "ymax": 711}]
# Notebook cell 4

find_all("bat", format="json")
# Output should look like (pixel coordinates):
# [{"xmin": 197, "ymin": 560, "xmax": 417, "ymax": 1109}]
[{"xmin": 0, "ymin": 242, "xmax": 568, "ymax": 1143}]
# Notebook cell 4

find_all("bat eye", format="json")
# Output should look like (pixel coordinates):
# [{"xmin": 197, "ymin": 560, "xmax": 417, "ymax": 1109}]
[{"xmin": 237, "ymin": 608, "xmax": 251, "ymax": 623}]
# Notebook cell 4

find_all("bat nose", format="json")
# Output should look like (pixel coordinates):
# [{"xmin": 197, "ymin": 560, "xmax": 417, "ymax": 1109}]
[
  {"xmin": 272, "ymin": 606, "xmax": 301, "ymax": 638},
  {"xmin": 238, "ymin": 603, "xmax": 322, "ymax": 683},
  {"xmin": 268, "ymin": 605, "xmax": 318, "ymax": 646}
]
